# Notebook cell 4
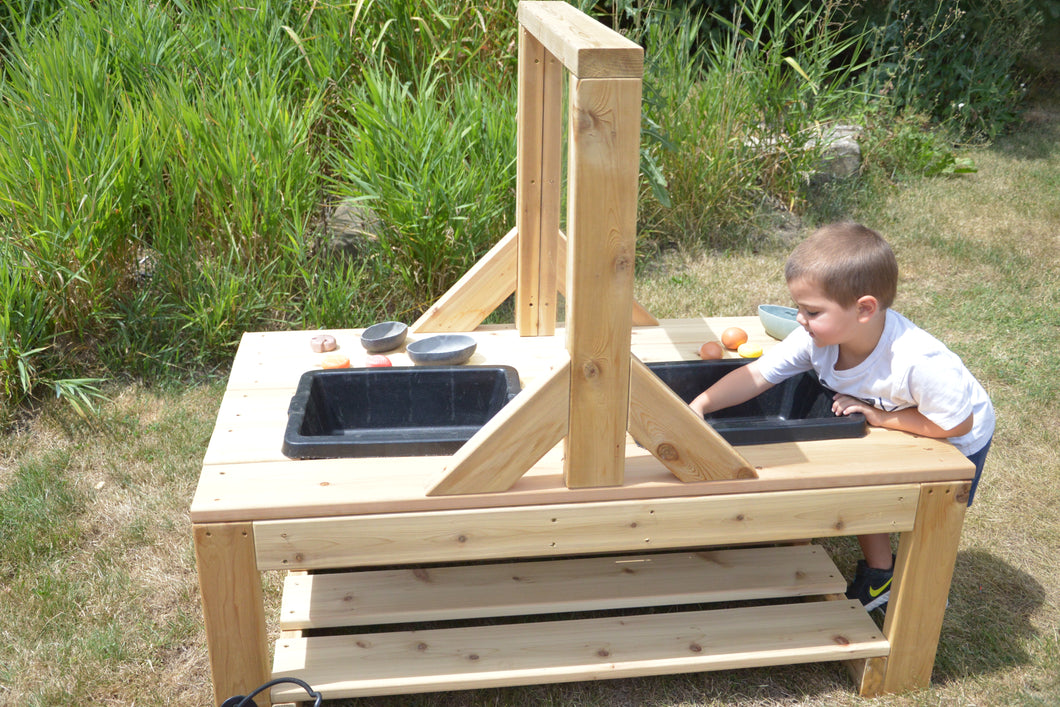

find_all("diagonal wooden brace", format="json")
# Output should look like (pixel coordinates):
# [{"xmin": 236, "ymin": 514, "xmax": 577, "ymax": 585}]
[
  {"xmin": 426, "ymin": 355, "xmax": 571, "ymax": 496},
  {"xmin": 628, "ymin": 356, "xmax": 757, "ymax": 482},
  {"xmin": 410, "ymin": 227, "xmax": 519, "ymax": 334},
  {"xmin": 410, "ymin": 227, "xmax": 657, "ymax": 334}
]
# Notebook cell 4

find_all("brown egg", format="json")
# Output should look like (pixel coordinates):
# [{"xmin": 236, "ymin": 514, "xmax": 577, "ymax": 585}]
[
  {"xmin": 721, "ymin": 327, "xmax": 748, "ymax": 350},
  {"xmin": 699, "ymin": 341, "xmax": 724, "ymax": 360}
]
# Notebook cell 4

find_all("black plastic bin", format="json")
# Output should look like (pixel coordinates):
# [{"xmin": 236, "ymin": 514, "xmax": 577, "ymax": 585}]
[
  {"xmin": 646, "ymin": 359, "xmax": 866, "ymax": 445},
  {"xmin": 282, "ymin": 365, "xmax": 521, "ymax": 459}
]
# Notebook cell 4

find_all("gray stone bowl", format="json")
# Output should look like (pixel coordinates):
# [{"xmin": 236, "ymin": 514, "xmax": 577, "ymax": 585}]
[
  {"xmin": 406, "ymin": 334, "xmax": 477, "ymax": 365},
  {"xmin": 360, "ymin": 321, "xmax": 408, "ymax": 353}
]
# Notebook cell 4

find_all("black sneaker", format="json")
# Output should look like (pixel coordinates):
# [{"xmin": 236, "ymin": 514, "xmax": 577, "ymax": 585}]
[{"xmin": 846, "ymin": 559, "xmax": 893, "ymax": 612}]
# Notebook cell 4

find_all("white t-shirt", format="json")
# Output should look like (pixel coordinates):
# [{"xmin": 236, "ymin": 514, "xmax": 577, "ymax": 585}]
[{"xmin": 756, "ymin": 309, "xmax": 995, "ymax": 456}]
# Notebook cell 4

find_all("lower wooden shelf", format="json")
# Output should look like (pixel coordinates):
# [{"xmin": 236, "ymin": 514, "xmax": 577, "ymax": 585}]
[
  {"xmin": 280, "ymin": 544, "xmax": 843, "ymax": 630},
  {"xmin": 270, "ymin": 545, "xmax": 889, "ymax": 702}
]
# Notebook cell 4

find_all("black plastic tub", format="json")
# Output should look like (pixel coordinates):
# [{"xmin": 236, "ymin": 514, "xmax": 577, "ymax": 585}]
[
  {"xmin": 282, "ymin": 366, "xmax": 521, "ymax": 459},
  {"xmin": 646, "ymin": 359, "xmax": 866, "ymax": 445}
]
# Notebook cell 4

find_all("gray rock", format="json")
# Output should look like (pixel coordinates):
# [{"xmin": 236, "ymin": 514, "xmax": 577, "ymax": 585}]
[
  {"xmin": 325, "ymin": 199, "xmax": 384, "ymax": 257},
  {"xmin": 808, "ymin": 124, "xmax": 862, "ymax": 183}
]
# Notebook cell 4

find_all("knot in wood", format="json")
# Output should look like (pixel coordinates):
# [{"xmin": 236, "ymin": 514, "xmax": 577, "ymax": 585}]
[
  {"xmin": 656, "ymin": 442, "xmax": 679, "ymax": 461},
  {"xmin": 573, "ymin": 108, "xmax": 595, "ymax": 135},
  {"xmin": 582, "ymin": 360, "xmax": 600, "ymax": 379}
]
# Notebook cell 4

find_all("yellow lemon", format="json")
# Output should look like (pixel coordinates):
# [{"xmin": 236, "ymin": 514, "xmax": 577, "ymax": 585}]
[{"xmin": 737, "ymin": 342, "xmax": 762, "ymax": 358}]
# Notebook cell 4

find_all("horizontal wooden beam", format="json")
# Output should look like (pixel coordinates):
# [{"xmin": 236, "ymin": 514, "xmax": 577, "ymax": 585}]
[
  {"xmin": 518, "ymin": 1, "xmax": 643, "ymax": 78},
  {"xmin": 253, "ymin": 484, "xmax": 920, "ymax": 570}
]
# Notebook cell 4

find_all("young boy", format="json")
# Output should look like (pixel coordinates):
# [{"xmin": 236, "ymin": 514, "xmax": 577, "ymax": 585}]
[{"xmin": 689, "ymin": 222, "xmax": 995, "ymax": 612}]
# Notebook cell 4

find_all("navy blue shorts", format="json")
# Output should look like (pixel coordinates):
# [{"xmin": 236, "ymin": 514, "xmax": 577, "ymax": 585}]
[{"xmin": 965, "ymin": 438, "xmax": 992, "ymax": 506}]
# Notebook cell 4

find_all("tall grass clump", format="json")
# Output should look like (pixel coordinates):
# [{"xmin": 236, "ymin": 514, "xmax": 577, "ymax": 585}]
[
  {"xmin": 0, "ymin": 240, "xmax": 103, "ymax": 419},
  {"xmin": 639, "ymin": 0, "xmax": 870, "ymax": 249},
  {"xmin": 0, "ymin": 0, "xmax": 524, "ymax": 421},
  {"xmin": 319, "ymin": 0, "xmax": 518, "ymax": 314},
  {"xmin": 327, "ymin": 68, "xmax": 516, "ymax": 311},
  {"xmin": 856, "ymin": 0, "xmax": 1045, "ymax": 140}
]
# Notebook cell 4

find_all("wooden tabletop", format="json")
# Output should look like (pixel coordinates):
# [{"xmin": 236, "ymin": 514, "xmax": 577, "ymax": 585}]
[{"xmin": 191, "ymin": 317, "xmax": 974, "ymax": 523}]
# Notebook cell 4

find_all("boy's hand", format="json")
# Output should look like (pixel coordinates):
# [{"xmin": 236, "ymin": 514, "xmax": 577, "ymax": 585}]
[{"xmin": 831, "ymin": 393, "xmax": 882, "ymax": 426}]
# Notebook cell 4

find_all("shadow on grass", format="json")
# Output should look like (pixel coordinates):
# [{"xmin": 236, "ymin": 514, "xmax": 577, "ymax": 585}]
[{"xmin": 933, "ymin": 548, "xmax": 1046, "ymax": 684}]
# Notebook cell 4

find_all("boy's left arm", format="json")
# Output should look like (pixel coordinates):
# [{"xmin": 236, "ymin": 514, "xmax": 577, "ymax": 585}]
[{"xmin": 831, "ymin": 394, "xmax": 973, "ymax": 439}]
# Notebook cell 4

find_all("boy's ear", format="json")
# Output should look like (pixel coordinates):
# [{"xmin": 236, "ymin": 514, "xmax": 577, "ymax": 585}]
[{"xmin": 855, "ymin": 295, "xmax": 880, "ymax": 321}]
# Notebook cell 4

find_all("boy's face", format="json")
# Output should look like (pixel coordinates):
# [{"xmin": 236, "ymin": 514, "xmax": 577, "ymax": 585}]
[{"xmin": 787, "ymin": 277, "xmax": 863, "ymax": 347}]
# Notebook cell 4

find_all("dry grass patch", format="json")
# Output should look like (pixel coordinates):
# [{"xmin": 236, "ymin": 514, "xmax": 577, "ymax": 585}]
[{"xmin": 0, "ymin": 382, "xmax": 224, "ymax": 705}]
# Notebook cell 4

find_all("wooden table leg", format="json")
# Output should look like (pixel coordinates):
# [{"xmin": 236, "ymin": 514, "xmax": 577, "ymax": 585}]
[
  {"xmin": 194, "ymin": 522, "xmax": 272, "ymax": 707},
  {"xmin": 859, "ymin": 481, "xmax": 969, "ymax": 695}
]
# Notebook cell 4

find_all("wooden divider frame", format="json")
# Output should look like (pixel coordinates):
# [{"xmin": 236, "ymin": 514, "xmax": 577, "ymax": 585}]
[{"xmin": 420, "ymin": 1, "xmax": 755, "ymax": 495}]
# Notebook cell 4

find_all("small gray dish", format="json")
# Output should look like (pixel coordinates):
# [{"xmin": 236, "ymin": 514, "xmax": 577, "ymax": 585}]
[
  {"xmin": 360, "ymin": 321, "xmax": 408, "ymax": 353},
  {"xmin": 406, "ymin": 334, "xmax": 477, "ymax": 365},
  {"xmin": 758, "ymin": 304, "xmax": 800, "ymax": 340}
]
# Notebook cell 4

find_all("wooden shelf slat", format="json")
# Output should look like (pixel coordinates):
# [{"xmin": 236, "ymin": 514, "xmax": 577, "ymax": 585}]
[
  {"xmin": 280, "ymin": 545, "xmax": 843, "ymax": 630},
  {"xmin": 271, "ymin": 599, "xmax": 887, "ymax": 701}
]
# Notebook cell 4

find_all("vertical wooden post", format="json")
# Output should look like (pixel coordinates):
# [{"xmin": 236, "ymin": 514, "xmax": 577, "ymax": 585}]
[
  {"xmin": 863, "ymin": 481, "xmax": 969, "ymax": 695},
  {"xmin": 516, "ymin": 26, "xmax": 563, "ymax": 336},
  {"xmin": 563, "ymin": 75, "xmax": 641, "ymax": 488},
  {"xmin": 194, "ymin": 522, "xmax": 272, "ymax": 707}
]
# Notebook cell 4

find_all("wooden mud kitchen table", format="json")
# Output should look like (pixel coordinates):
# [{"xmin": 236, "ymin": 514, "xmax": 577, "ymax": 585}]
[
  {"xmin": 191, "ymin": 319, "xmax": 974, "ymax": 706},
  {"xmin": 192, "ymin": 4, "xmax": 974, "ymax": 704}
]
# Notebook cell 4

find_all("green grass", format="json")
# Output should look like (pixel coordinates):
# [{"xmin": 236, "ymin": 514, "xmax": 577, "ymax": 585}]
[{"xmin": 4, "ymin": 0, "xmax": 1002, "ymax": 423}]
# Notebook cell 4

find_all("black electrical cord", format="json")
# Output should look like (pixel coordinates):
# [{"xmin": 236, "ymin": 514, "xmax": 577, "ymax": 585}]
[{"xmin": 222, "ymin": 677, "xmax": 322, "ymax": 707}]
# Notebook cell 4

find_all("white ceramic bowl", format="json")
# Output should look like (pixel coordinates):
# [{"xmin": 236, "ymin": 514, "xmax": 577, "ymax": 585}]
[{"xmin": 758, "ymin": 304, "xmax": 799, "ymax": 340}]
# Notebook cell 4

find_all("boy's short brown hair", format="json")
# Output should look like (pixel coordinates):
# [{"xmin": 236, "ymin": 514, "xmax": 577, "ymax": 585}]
[{"xmin": 784, "ymin": 221, "xmax": 898, "ymax": 308}]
